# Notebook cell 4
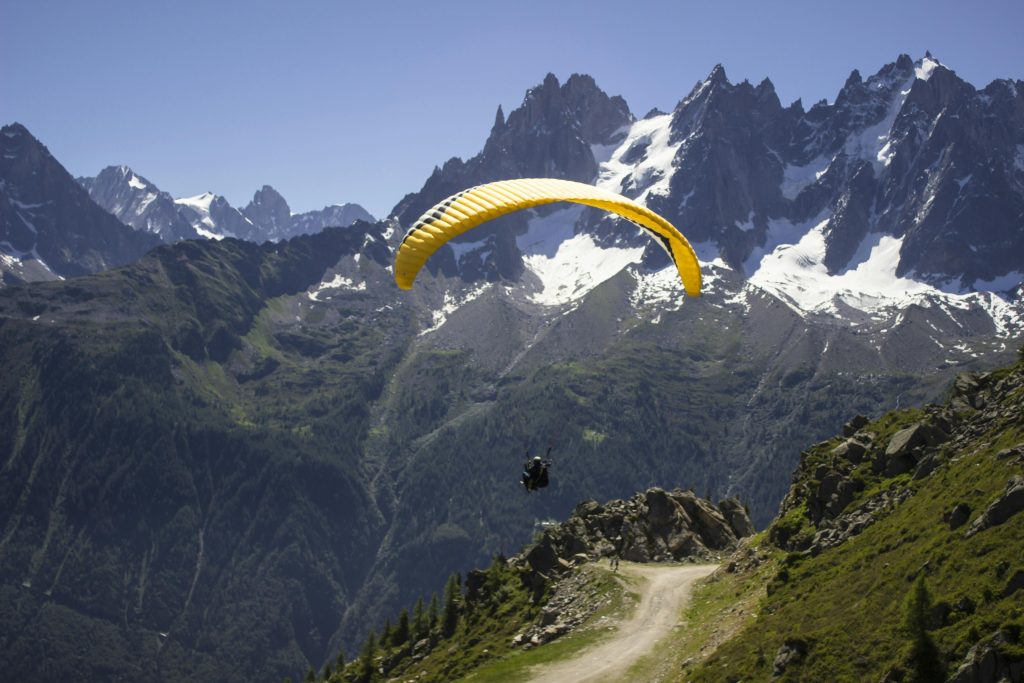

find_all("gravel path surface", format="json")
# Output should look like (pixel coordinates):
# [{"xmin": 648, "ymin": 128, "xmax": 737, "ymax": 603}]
[{"xmin": 525, "ymin": 562, "xmax": 717, "ymax": 683}]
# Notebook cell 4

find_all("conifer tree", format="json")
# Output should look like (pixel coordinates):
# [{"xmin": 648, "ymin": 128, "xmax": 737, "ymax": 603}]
[
  {"xmin": 428, "ymin": 593, "xmax": 440, "ymax": 632},
  {"xmin": 412, "ymin": 597, "xmax": 426, "ymax": 640},
  {"xmin": 379, "ymin": 618, "xmax": 393, "ymax": 648},
  {"xmin": 335, "ymin": 651, "xmax": 344, "ymax": 671},
  {"xmin": 903, "ymin": 573, "xmax": 944, "ymax": 682},
  {"xmin": 443, "ymin": 572, "xmax": 462, "ymax": 637},
  {"xmin": 393, "ymin": 608, "xmax": 410, "ymax": 646},
  {"xmin": 359, "ymin": 632, "xmax": 377, "ymax": 683}
]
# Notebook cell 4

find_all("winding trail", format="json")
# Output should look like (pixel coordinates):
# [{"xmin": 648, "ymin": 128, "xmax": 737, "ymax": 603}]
[{"xmin": 525, "ymin": 562, "xmax": 717, "ymax": 683}]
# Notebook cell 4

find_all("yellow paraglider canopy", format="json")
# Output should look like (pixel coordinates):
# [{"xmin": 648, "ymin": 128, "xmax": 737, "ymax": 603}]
[{"xmin": 394, "ymin": 178, "xmax": 701, "ymax": 296}]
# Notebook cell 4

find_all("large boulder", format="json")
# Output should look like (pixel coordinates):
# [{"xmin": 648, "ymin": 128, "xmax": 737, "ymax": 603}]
[
  {"xmin": 645, "ymin": 488, "xmax": 685, "ymax": 526},
  {"xmin": 718, "ymin": 498, "xmax": 756, "ymax": 537},
  {"xmin": 965, "ymin": 475, "xmax": 1024, "ymax": 537},
  {"xmin": 671, "ymin": 490, "xmax": 737, "ymax": 548},
  {"xmin": 949, "ymin": 629, "xmax": 1024, "ymax": 683},
  {"xmin": 526, "ymin": 541, "xmax": 562, "ymax": 574},
  {"xmin": 832, "ymin": 438, "xmax": 868, "ymax": 464},
  {"xmin": 885, "ymin": 423, "xmax": 947, "ymax": 458}
]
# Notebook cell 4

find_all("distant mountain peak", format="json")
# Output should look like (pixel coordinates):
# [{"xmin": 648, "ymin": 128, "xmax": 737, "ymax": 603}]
[
  {"xmin": 709, "ymin": 63, "xmax": 728, "ymax": 82},
  {"xmin": 1, "ymin": 122, "xmax": 159, "ymax": 283}
]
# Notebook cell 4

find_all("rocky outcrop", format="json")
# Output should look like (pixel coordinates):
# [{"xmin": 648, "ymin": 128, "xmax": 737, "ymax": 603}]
[
  {"xmin": 807, "ymin": 488, "xmax": 912, "ymax": 555},
  {"xmin": 502, "ymin": 488, "xmax": 752, "ymax": 651},
  {"xmin": 510, "ymin": 567, "xmax": 613, "ymax": 649},
  {"xmin": 772, "ymin": 638, "xmax": 809, "ymax": 679},
  {"xmin": 949, "ymin": 629, "xmax": 1024, "ymax": 683},
  {"xmin": 771, "ymin": 355, "xmax": 1024, "ymax": 553},
  {"xmin": 520, "ymin": 487, "xmax": 753, "ymax": 569},
  {"xmin": 965, "ymin": 475, "xmax": 1024, "ymax": 537}
]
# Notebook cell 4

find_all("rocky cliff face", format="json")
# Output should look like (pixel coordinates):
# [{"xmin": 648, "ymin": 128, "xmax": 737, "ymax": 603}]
[
  {"xmin": 0, "ymin": 124, "xmax": 160, "ymax": 283},
  {"xmin": 79, "ymin": 165, "xmax": 200, "ymax": 242},
  {"xmin": 522, "ymin": 487, "xmax": 753, "ymax": 573},
  {"xmin": 239, "ymin": 186, "xmax": 375, "ymax": 241},
  {"xmin": 390, "ymin": 73, "xmax": 633, "ymax": 285},
  {"xmin": 770, "ymin": 363, "xmax": 1024, "ymax": 556},
  {"xmin": 392, "ymin": 55, "xmax": 1023, "ymax": 296},
  {"xmin": 650, "ymin": 55, "xmax": 1024, "ymax": 285},
  {"xmin": 242, "ymin": 185, "xmax": 293, "ymax": 240}
]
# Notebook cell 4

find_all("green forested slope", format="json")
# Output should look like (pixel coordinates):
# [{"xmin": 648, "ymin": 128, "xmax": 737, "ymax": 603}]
[{"xmin": 0, "ymin": 228, "xmax": 405, "ymax": 682}]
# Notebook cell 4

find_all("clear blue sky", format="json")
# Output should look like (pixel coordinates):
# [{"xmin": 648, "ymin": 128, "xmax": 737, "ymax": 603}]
[{"xmin": 3, "ymin": 0, "xmax": 1022, "ymax": 219}]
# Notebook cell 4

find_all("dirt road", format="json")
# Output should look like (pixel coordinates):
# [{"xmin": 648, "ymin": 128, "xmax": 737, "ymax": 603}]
[{"xmin": 524, "ymin": 562, "xmax": 717, "ymax": 683}]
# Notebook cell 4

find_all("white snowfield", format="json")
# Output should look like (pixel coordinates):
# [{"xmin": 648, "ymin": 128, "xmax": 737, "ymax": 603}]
[
  {"xmin": 505, "ymin": 199, "xmax": 1021, "ymax": 338},
  {"xmin": 174, "ymin": 192, "xmax": 246, "ymax": 240}
]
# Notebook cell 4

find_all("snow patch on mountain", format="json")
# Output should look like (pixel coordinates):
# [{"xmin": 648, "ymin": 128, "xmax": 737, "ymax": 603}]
[
  {"xmin": 517, "ymin": 205, "xmax": 645, "ymax": 306},
  {"xmin": 175, "ymin": 193, "xmax": 215, "ymax": 225},
  {"xmin": 859, "ymin": 76, "xmax": 915, "ymax": 172},
  {"xmin": 741, "ymin": 221, "xmax": 1022, "ymax": 335},
  {"xmin": 596, "ymin": 113, "xmax": 679, "ymax": 199},
  {"xmin": 420, "ymin": 282, "xmax": 492, "ymax": 335},
  {"xmin": 174, "ymin": 192, "xmax": 232, "ymax": 239},
  {"xmin": 781, "ymin": 155, "xmax": 830, "ymax": 199},
  {"xmin": 450, "ymin": 237, "xmax": 491, "ymax": 263},
  {"xmin": 308, "ymin": 273, "xmax": 366, "ymax": 301},
  {"xmin": 629, "ymin": 266, "xmax": 687, "ymax": 311},
  {"xmin": 915, "ymin": 55, "xmax": 940, "ymax": 81}
]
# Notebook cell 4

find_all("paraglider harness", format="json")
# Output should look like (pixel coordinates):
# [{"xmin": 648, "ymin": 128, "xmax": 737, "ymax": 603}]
[{"xmin": 522, "ymin": 446, "xmax": 552, "ymax": 492}]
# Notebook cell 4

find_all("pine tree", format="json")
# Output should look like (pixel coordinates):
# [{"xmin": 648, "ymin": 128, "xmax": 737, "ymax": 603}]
[
  {"xmin": 393, "ymin": 608, "xmax": 410, "ymax": 646},
  {"xmin": 322, "ymin": 663, "xmax": 331, "ymax": 680},
  {"xmin": 412, "ymin": 597, "xmax": 426, "ymax": 640},
  {"xmin": 379, "ymin": 618, "xmax": 393, "ymax": 648},
  {"xmin": 903, "ymin": 573, "xmax": 944, "ymax": 682},
  {"xmin": 359, "ymin": 633, "xmax": 377, "ymax": 683},
  {"xmin": 335, "ymin": 651, "xmax": 345, "ymax": 671},
  {"xmin": 428, "ymin": 593, "xmax": 440, "ymax": 632},
  {"xmin": 443, "ymin": 572, "xmax": 462, "ymax": 637}
]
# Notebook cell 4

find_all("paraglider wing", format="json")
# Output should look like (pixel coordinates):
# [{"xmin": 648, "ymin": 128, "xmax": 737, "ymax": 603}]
[{"xmin": 393, "ymin": 178, "xmax": 701, "ymax": 296}]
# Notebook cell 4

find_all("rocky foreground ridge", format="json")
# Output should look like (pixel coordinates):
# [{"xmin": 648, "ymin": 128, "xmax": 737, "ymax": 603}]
[
  {"xmin": 325, "ymin": 489, "xmax": 752, "ymax": 682},
  {"xmin": 522, "ymin": 487, "xmax": 754, "ymax": 574},
  {"xmin": 771, "ymin": 366, "xmax": 1024, "ymax": 559},
  {"xmin": 684, "ymin": 349, "xmax": 1024, "ymax": 682}
]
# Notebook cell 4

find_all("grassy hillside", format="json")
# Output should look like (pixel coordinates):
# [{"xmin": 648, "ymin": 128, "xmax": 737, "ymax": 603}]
[{"xmin": 682, "ymin": 350, "xmax": 1024, "ymax": 681}]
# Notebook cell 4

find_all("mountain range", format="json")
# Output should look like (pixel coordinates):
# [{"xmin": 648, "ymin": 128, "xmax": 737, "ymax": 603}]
[
  {"xmin": 0, "ymin": 53, "xmax": 1021, "ymax": 682},
  {"xmin": 0, "ymin": 127, "xmax": 373, "ymax": 285}
]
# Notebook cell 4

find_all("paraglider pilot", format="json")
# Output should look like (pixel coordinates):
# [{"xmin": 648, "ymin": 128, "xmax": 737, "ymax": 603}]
[{"xmin": 522, "ymin": 446, "xmax": 552, "ymax": 491}]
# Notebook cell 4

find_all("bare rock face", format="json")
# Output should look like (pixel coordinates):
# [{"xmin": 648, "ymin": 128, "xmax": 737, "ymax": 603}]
[
  {"xmin": 772, "ymin": 638, "xmax": 809, "ymax": 678},
  {"xmin": 949, "ymin": 629, "xmax": 1024, "ymax": 683},
  {"xmin": 719, "ymin": 498, "xmax": 757, "ymax": 538},
  {"xmin": 519, "ymin": 487, "xmax": 754, "ymax": 568},
  {"xmin": 965, "ymin": 475, "xmax": 1024, "ymax": 537},
  {"xmin": 1, "ymin": 123, "xmax": 161, "ymax": 281}
]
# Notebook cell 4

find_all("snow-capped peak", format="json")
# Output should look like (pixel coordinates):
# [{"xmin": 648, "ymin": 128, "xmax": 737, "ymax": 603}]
[
  {"xmin": 175, "ymin": 191, "xmax": 216, "ymax": 214},
  {"xmin": 915, "ymin": 54, "xmax": 941, "ymax": 81}
]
